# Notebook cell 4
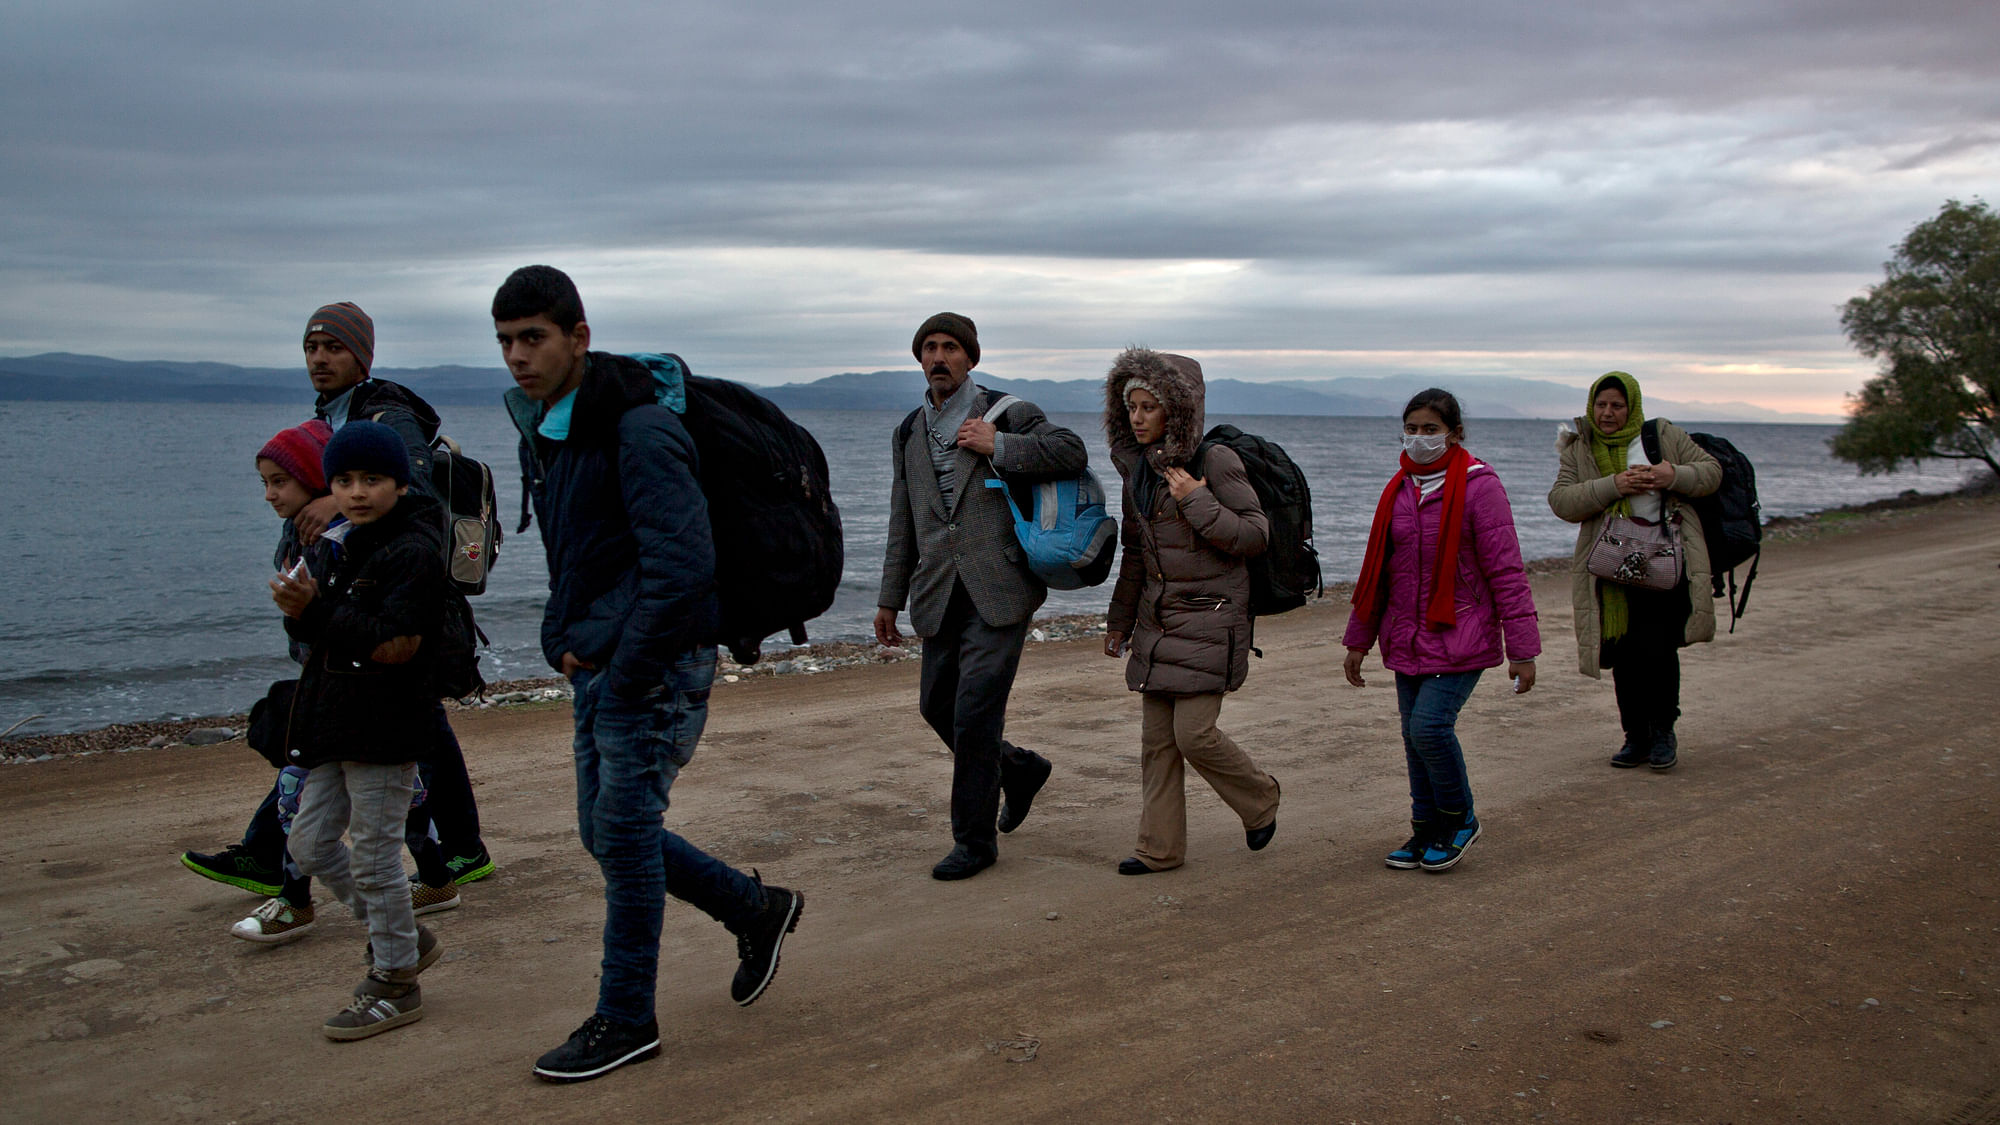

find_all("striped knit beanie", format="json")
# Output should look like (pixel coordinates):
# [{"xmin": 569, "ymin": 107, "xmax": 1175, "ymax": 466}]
[
  {"xmin": 257, "ymin": 420, "xmax": 334, "ymax": 494},
  {"xmin": 912, "ymin": 312, "xmax": 980, "ymax": 367},
  {"xmin": 304, "ymin": 302, "xmax": 375, "ymax": 374}
]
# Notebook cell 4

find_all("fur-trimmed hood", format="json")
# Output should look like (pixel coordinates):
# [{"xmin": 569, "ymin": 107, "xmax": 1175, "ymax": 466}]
[{"xmin": 1103, "ymin": 347, "xmax": 1207, "ymax": 472}]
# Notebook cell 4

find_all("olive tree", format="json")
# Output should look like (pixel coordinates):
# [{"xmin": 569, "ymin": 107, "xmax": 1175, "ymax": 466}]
[{"xmin": 1834, "ymin": 198, "xmax": 2000, "ymax": 478}]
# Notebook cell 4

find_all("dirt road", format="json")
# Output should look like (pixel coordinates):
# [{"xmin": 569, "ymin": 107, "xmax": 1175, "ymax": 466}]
[{"xmin": 3, "ymin": 499, "xmax": 1996, "ymax": 1124}]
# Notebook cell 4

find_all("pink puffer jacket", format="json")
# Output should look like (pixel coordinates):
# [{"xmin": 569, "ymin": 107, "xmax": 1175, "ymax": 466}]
[{"xmin": 1341, "ymin": 462, "xmax": 1541, "ymax": 675}]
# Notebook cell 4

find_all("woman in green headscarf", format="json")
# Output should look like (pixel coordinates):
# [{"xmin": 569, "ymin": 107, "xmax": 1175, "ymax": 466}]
[{"xmin": 1549, "ymin": 372, "xmax": 1721, "ymax": 770}]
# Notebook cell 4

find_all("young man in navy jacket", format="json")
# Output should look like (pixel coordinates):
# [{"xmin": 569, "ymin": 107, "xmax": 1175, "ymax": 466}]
[{"xmin": 496, "ymin": 265, "xmax": 804, "ymax": 1084}]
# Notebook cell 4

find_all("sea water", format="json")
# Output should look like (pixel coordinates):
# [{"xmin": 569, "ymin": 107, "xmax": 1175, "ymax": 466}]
[{"xmin": 0, "ymin": 400, "xmax": 1974, "ymax": 733}]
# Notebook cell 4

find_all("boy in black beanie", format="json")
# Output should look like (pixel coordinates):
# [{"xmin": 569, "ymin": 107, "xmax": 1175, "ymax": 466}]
[{"xmin": 271, "ymin": 420, "xmax": 450, "ymax": 1040}]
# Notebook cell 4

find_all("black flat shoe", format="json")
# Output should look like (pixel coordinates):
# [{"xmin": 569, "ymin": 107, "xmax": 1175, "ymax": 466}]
[
  {"xmin": 1116, "ymin": 858, "xmax": 1156, "ymax": 876},
  {"xmin": 930, "ymin": 846, "xmax": 996, "ymax": 881},
  {"xmin": 1246, "ymin": 820, "xmax": 1277, "ymax": 852}
]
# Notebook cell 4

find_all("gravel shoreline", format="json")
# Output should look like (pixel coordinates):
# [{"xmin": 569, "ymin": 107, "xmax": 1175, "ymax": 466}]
[{"xmin": 6, "ymin": 482, "xmax": 1989, "ymax": 764}]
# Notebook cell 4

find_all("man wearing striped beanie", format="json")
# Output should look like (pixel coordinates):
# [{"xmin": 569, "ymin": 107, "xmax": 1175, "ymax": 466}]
[
  {"xmin": 291, "ymin": 301, "xmax": 497, "ymax": 895},
  {"xmin": 297, "ymin": 301, "xmax": 440, "ymax": 541}
]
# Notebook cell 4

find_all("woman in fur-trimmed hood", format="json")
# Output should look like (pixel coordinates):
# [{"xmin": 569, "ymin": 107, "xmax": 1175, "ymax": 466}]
[{"xmin": 1101, "ymin": 347, "xmax": 1282, "ymax": 875}]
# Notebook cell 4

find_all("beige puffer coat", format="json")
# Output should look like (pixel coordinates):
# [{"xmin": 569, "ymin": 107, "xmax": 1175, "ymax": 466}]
[
  {"xmin": 1103, "ymin": 349, "xmax": 1269, "ymax": 695},
  {"xmin": 1548, "ymin": 417, "xmax": 1722, "ymax": 677}
]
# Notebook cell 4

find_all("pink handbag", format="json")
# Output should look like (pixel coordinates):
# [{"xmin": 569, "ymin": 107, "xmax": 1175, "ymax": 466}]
[{"xmin": 1586, "ymin": 514, "xmax": 1683, "ymax": 590}]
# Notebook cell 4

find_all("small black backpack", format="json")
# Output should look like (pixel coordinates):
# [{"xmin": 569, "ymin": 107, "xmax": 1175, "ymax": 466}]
[
  {"xmin": 1195, "ymin": 424, "xmax": 1322, "ymax": 617},
  {"xmin": 1643, "ymin": 420, "xmax": 1761, "ymax": 631},
  {"xmin": 429, "ymin": 436, "xmax": 502, "ymax": 596},
  {"xmin": 366, "ymin": 403, "xmax": 502, "ymax": 596}
]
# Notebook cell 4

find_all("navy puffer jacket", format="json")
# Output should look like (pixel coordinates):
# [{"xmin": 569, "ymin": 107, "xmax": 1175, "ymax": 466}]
[{"xmin": 507, "ymin": 352, "xmax": 720, "ymax": 699}]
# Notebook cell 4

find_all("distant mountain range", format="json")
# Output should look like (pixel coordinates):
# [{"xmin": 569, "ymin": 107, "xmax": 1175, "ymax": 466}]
[{"xmin": 0, "ymin": 352, "xmax": 1846, "ymax": 423}]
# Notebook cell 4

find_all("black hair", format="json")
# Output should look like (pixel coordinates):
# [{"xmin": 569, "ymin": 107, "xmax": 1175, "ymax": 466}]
[
  {"xmin": 491, "ymin": 265, "xmax": 587, "ymax": 332},
  {"xmin": 1402, "ymin": 387, "xmax": 1464, "ymax": 433}
]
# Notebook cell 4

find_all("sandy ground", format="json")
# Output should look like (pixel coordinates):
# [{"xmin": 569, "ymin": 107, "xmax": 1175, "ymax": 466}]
[{"xmin": 2, "ymin": 496, "xmax": 1996, "ymax": 1124}]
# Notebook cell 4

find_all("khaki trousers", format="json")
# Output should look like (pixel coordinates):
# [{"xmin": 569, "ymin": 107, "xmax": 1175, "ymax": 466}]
[{"xmin": 1134, "ymin": 691, "xmax": 1280, "ymax": 870}]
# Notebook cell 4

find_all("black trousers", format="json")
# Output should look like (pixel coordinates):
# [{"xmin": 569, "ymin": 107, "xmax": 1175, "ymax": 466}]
[
  {"xmin": 421, "ymin": 704, "xmax": 484, "ymax": 859},
  {"xmin": 918, "ymin": 582, "xmax": 1046, "ymax": 858},
  {"xmin": 1603, "ymin": 582, "xmax": 1691, "ymax": 736}
]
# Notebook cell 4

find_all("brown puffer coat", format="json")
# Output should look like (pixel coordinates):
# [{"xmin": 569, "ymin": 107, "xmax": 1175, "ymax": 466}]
[
  {"xmin": 1548, "ymin": 417, "xmax": 1721, "ymax": 677},
  {"xmin": 1103, "ymin": 349, "xmax": 1269, "ymax": 695}
]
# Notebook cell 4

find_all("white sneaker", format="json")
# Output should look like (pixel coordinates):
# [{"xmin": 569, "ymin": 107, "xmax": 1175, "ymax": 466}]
[{"xmin": 231, "ymin": 897, "xmax": 316, "ymax": 944}]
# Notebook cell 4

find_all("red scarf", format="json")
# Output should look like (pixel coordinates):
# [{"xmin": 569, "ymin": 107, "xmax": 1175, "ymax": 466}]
[{"xmin": 1350, "ymin": 444, "xmax": 1472, "ymax": 630}]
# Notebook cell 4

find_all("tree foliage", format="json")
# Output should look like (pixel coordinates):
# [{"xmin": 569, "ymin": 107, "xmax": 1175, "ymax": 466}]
[{"xmin": 1833, "ymin": 198, "xmax": 2000, "ymax": 477}]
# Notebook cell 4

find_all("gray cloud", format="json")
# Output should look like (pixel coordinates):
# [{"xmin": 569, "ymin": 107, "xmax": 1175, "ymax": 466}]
[{"xmin": 1, "ymin": 0, "xmax": 1995, "ymax": 410}]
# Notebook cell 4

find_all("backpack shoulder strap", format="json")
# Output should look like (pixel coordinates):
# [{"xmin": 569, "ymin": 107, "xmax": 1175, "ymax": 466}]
[
  {"xmin": 1188, "ymin": 439, "xmax": 1215, "ymax": 478},
  {"xmin": 1640, "ymin": 418, "xmax": 1662, "ymax": 464},
  {"xmin": 981, "ymin": 393, "xmax": 1021, "ymax": 430},
  {"xmin": 895, "ymin": 406, "xmax": 924, "ymax": 452}
]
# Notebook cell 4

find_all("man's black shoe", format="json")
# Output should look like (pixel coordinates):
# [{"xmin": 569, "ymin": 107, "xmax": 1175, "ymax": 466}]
[
  {"xmin": 998, "ymin": 754, "xmax": 1053, "ymax": 834},
  {"xmin": 731, "ymin": 876, "xmax": 803, "ymax": 1007},
  {"xmin": 930, "ymin": 846, "xmax": 996, "ymax": 881},
  {"xmin": 533, "ymin": 1015, "xmax": 661, "ymax": 1083},
  {"xmin": 1117, "ymin": 858, "xmax": 1157, "ymax": 876}
]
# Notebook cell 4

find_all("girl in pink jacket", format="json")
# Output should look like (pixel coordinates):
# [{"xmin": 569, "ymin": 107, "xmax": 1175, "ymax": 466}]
[{"xmin": 1341, "ymin": 390, "xmax": 1540, "ymax": 872}]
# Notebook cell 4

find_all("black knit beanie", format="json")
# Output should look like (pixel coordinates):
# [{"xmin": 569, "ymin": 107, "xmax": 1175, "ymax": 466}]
[
  {"xmin": 912, "ymin": 312, "xmax": 979, "ymax": 368},
  {"xmin": 322, "ymin": 420, "xmax": 412, "ymax": 486}
]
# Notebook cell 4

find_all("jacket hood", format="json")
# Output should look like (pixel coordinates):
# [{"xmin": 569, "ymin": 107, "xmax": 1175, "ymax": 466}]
[
  {"xmin": 326, "ymin": 379, "xmax": 442, "ymax": 442},
  {"xmin": 1103, "ymin": 348, "xmax": 1207, "ymax": 471},
  {"xmin": 568, "ymin": 352, "xmax": 664, "ymax": 445}
]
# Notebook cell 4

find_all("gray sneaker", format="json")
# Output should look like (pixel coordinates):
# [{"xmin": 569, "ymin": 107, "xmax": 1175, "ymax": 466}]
[
  {"xmin": 362, "ymin": 924, "xmax": 441, "ymax": 974},
  {"xmin": 323, "ymin": 968, "xmax": 422, "ymax": 1041}
]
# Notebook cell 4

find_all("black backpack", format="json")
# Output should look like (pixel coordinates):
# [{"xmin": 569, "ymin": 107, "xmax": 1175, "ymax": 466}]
[
  {"xmin": 666, "ymin": 362, "xmax": 844, "ymax": 665},
  {"xmin": 1194, "ymin": 425, "xmax": 1322, "ymax": 617},
  {"xmin": 1643, "ymin": 420, "xmax": 1761, "ymax": 631}
]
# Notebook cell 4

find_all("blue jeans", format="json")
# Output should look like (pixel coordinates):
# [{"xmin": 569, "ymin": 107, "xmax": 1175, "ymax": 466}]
[
  {"xmin": 1395, "ymin": 670, "xmax": 1482, "ymax": 821},
  {"xmin": 571, "ymin": 648, "xmax": 762, "ymax": 1026}
]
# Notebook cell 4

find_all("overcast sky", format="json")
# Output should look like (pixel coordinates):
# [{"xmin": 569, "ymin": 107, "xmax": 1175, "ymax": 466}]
[{"xmin": 3, "ymin": 0, "xmax": 1994, "ymax": 413}]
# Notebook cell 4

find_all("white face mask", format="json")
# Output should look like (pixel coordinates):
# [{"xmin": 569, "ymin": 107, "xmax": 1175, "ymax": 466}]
[{"xmin": 1401, "ymin": 432, "xmax": 1451, "ymax": 464}]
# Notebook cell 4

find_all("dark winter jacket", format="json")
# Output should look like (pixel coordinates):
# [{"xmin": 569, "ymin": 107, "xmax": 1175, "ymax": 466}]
[
  {"xmin": 280, "ymin": 492, "xmax": 448, "ymax": 768},
  {"xmin": 273, "ymin": 519, "xmax": 339, "ymax": 665},
  {"xmin": 506, "ymin": 352, "xmax": 720, "ymax": 699},
  {"xmin": 316, "ymin": 378, "xmax": 443, "ymax": 503},
  {"xmin": 1103, "ymin": 350, "xmax": 1269, "ymax": 695}
]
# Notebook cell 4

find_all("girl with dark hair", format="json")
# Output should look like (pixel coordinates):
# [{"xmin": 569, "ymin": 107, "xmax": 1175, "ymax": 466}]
[
  {"xmin": 1342, "ymin": 390, "xmax": 1539, "ymax": 871},
  {"xmin": 1548, "ymin": 372, "xmax": 1720, "ymax": 770}
]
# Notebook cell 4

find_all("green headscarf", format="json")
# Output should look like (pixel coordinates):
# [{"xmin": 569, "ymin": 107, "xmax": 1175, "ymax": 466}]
[{"xmin": 1586, "ymin": 371, "xmax": 1646, "ymax": 643}]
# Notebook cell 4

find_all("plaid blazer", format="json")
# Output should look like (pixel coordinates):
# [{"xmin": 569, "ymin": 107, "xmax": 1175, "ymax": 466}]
[{"xmin": 877, "ymin": 385, "xmax": 1088, "ymax": 636}]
